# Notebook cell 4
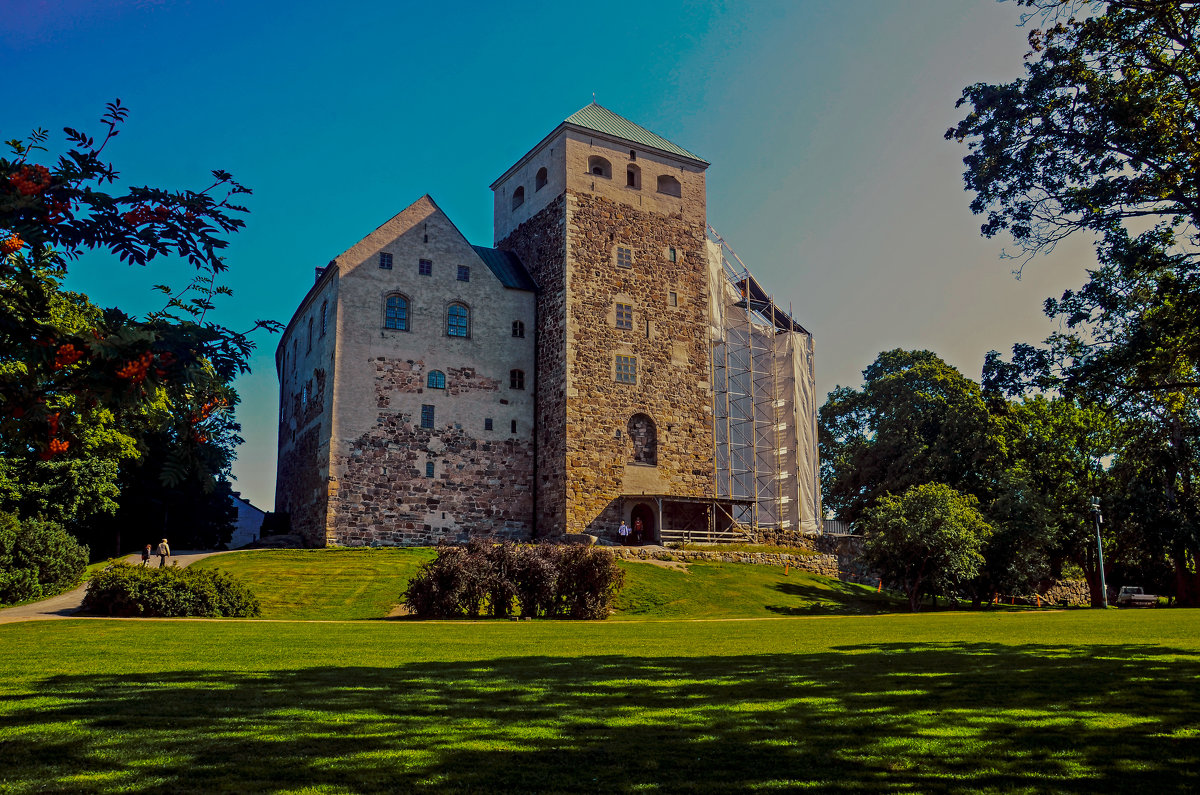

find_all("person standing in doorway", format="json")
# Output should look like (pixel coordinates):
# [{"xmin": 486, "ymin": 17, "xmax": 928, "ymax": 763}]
[
  {"xmin": 618, "ymin": 520, "xmax": 631, "ymax": 545},
  {"xmin": 633, "ymin": 517, "xmax": 644, "ymax": 546},
  {"xmin": 157, "ymin": 538, "xmax": 171, "ymax": 567}
]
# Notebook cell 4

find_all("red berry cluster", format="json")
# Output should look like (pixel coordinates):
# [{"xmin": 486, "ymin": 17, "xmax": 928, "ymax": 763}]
[
  {"xmin": 54, "ymin": 343, "xmax": 84, "ymax": 369},
  {"xmin": 40, "ymin": 412, "xmax": 69, "ymax": 459},
  {"xmin": 121, "ymin": 204, "xmax": 172, "ymax": 226},
  {"xmin": 0, "ymin": 234, "xmax": 24, "ymax": 256},
  {"xmin": 8, "ymin": 164, "xmax": 51, "ymax": 196},
  {"xmin": 115, "ymin": 351, "xmax": 154, "ymax": 382}
]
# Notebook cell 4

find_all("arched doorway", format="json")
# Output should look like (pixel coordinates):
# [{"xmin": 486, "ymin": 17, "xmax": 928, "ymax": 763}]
[{"xmin": 631, "ymin": 503, "xmax": 656, "ymax": 545}]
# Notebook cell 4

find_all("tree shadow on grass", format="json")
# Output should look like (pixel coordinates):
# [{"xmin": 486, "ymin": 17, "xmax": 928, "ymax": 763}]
[
  {"xmin": 765, "ymin": 579, "xmax": 905, "ymax": 615},
  {"xmin": 1, "ymin": 643, "xmax": 1197, "ymax": 793}
]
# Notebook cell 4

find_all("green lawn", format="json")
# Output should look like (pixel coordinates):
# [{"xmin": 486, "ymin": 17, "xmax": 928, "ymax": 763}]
[
  {"xmin": 186, "ymin": 548, "xmax": 900, "ymax": 621},
  {"xmin": 189, "ymin": 548, "xmax": 436, "ymax": 620},
  {"xmin": 614, "ymin": 558, "xmax": 899, "ymax": 619},
  {"xmin": 1, "ymin": 611, "xmax": 1197, "ymax": 792}
]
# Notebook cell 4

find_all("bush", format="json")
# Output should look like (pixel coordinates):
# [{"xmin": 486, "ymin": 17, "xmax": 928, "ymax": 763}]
[
  {"xmin": 404, "ymin": 541, "xmax": 625, "ymax": 620},
  {"xmin": 82, "ymin": 562, "xmax": 260, "ymax": 617},
  {"xmin": 0, "ymin": 512, "xmax": 88, "ymax": 605}
]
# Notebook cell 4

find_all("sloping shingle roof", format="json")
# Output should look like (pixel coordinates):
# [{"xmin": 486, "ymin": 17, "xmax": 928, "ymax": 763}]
[
  {"xmin": 564, "ymin": 103, "xmax": 708, "ymax": 165},
  {"xmin": 471, "ymin": 245, "xmax": 537, "ymax": 291}
]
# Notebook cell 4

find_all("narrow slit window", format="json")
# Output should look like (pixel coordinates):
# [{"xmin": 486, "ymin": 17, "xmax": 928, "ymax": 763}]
[
  {"xmin": 485, "ymin": 418, "xmax": 493, "ymax": 431},
  {"xmin": 511, "ymin": 419, "xmax": 517, "ymax": 434},
  {"xmin": 425, "ymin": 461, "xmax": 435, "ymax": 477}
]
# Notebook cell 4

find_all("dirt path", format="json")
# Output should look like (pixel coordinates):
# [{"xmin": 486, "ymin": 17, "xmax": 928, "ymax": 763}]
[{"xmin": 0, "ymin": 550, "xmax": 232, "ymax": 625}]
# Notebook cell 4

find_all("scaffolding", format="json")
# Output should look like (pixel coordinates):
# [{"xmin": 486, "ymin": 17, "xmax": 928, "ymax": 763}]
[{"xmin": 706, "ymin": 226, "xmax": 821, "ymax": 540}]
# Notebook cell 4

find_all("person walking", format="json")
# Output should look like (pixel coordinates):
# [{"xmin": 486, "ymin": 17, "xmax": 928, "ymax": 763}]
[
  {"xmin": 140, "ymin": 545, "xmax": 151, "ymax": 567},
  {"xmin": 157, "ymin": 538, "xmax": 171, "ymax": 568},
  {"xmin": 633, "ymin": 517, "xmax": 644, "ymax": 545},
  {"xmin": 618, "ymin": 521, "xmax": 631, "ymax": 545}
]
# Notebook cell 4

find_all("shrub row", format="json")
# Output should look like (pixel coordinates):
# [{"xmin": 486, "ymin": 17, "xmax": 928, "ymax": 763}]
[
  {"xmin": 82, "ymin": 562, "xmax": 261, "ymax": 618},
  {"xmin": 404, "ymin": 540, "xmax": 625, "ymax": 620},
  {"xmin": 0, "ymin": 512, "xmax": 88, "ymax": 606}
]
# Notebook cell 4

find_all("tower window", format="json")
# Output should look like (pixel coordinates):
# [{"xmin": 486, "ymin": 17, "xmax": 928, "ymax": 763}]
[
  {"xmin": 616, "ymin": 246, "xmax": 633, "ymax": 269},
  {"xmin": 384, "ymin": 294, "xmax": 409, "ymax": 330},
  {"xmin": 427, "ymin": 370, "xmax": 446, "ymax": 389},
  {"xmin": 510, "ymin": 369, "xmax": 525, "ymax": 390},
  {"xmin": 457, "ymin": 265, "xmax": 470, "ymax": 282},
  {"xmin": 669, "ymin": 291, "xmax": 678, "ymax": 307},
  {"xmin": 629, "ymin": 149, "xmax": 636, "ymax": 160},
  {"xmin": 512, "ymin": 320, "xmax": 525, "ymax": 338},
  {"xmin": 535, "ymin": 167, "xmax": 548, "ymax": 191},
  {"xmin": 426, "ymin": 461, "xmax": 435, "ymax": 477},
  {"xmin": 447, "ymin": 303, "xmax": 469, "ymax": 337},
  {"xmin": 379, "ymin": 252, "xmax": 393, "ymax": 269},
  {"xmin": 419, "ymin": 259, "xmax": 432, "ymax": 276},
  {"xmin": 615, "ymin": 303, "xmax": 633, "ymax": 330},
  {"xmin": 657, "ymin": 175, "xmax": 682, "ymax": 197},
  {"xmin": 420, "ymin": 404, "xmax": 435, "ymax": 429},
  {"xmin": 587, "ymin": 156, "xmax": 612, "ymax": 179},
  {"xmin": 511, "ymin": 186, "xmax": 525, "ymax": 210},
  {"xmin": 626, "ymin": 164, "xmax": 641, "ymax": 189},
  {"xmin": 668, "ymin": 247, "xmax": 677, "ymax": 262},
  {"xmin": 485, "ymin": 418, "xmax": 493, "ymax": 431},
  {"xmin": 615, "ymin": 355, "xmax": 637, "ymax": 384}
]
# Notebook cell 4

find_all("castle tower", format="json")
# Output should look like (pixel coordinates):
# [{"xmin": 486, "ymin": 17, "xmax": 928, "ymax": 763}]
[{"xmin": 492, "ymin": 104, "xmax": 715, "ymax": 539}]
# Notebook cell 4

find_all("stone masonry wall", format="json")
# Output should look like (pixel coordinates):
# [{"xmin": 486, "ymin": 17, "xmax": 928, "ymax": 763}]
[
  {"xmin": 327, "ymin": 356, "xmax": 533, "ymax": 545},
  {"xmin": 498, "ymin": 194, "xmax": 568, "ymax": 537},
  {"xmin": 565, "ymin": 190, "xmax": 714, "ymax": 539}
]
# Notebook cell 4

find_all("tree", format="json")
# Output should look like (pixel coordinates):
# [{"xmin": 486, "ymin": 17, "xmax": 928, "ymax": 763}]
[
  {"xmin": 0, "ymin": 103, "xmax": 279, "ymax": 546},
  {"xmin": 949, "ymin": 0, "xmax": 1200, "ymax": 604},
  {"xmin": 861, "ymin": 483, "xmax": 993, "ymax": 612},
  {"xmin": 819, "ymin": 349, "xmax": 1008, "ymax": 526}
]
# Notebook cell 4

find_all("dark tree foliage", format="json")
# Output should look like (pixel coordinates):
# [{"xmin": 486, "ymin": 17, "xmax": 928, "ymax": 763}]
[
  {"xmin": 819, "ymin": 349, "xmax": 1008, "ymax": 526},
  {"xmin": 0, "ymin": 103, "xmax": 279, "ymax": 544},
  {"xmin": 950, "ymin": 0, "xmax": 1200, "ymax": 603}
]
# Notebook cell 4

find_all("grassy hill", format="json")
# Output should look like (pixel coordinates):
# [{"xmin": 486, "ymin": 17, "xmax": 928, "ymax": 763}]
[{"xmin": 190, "ymin": 548, "xmax": 900, "ymax": 620}]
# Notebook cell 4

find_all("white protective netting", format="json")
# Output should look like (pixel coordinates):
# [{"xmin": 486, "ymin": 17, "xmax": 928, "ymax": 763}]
[{"xmin": 707, "ymin": 233, "xmax": 821, "ymax": 534}]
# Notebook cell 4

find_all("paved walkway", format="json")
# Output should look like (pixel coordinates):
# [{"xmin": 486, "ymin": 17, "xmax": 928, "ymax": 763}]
[{"xmin": 0, "ymin": 550, "xmax": 231, "ymax": 625}]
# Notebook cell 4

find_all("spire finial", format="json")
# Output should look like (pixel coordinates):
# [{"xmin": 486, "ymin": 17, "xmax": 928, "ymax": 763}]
[{"xmin": 592, "ymin": 91, "xmax": 596, "ymax": 104}]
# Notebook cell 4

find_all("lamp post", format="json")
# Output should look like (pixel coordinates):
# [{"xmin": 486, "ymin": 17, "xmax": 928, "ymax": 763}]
[{"xmin": 1091, "ymin": 496, "xmax": 1108, "ymax": 608}]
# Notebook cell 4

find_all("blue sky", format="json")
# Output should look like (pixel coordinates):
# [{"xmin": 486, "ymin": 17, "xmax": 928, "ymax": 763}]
[{"xmin": 4, "ymin": 0, "xmax": 1097, "ymax": 510}]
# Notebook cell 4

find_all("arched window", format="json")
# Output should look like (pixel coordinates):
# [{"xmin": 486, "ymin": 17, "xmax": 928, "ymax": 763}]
[
  {"xmin": 656, "ymin": 174, "xmax": 682, "ymax": 197},
  {"xmin": 588, "ymin": 156, "xmax": 612, "ymax": 179},
  {"xmin": 427, "ymin": 370, "xmax": 446, "ymax": 389},
  {"xmin": 535, "ymin": 167, "xmax": 548, "ymax": 191},
  {"xmin": 320, "ymin": 300, "xmax": 328, "ymax": 337},
  {"xmin": 511, "ymin": 186, "xmax": 525, "ymax": 210},
  {"xmin": 626, "ymin": 164, "xmax": 641, "ymax": 189},
  {"xmin": 628, "ymin": 413, "xmax": 657, "ymax": 466},
  {"xmin": 512, "ymin": 320, "xmax": 525, "ymax": 338},
  {"xmin": 384, "ymin": 294, "xmax": 409, "ymax": 330},
  {"xmin": 510, "ymin": 369, "xmax": 525, "ymax": 390},
  {"xmin": 446, "ymin": 303, "xmax": 469, "ymax": 337}
]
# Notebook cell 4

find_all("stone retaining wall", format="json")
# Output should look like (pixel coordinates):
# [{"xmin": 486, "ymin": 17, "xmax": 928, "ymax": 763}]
[{"xmin": 611, "ymin": 547, "xmax": 842, "ymax": 579}]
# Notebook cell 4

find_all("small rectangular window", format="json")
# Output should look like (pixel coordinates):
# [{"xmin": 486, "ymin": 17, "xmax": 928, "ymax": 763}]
[
  {"xmin": 511, "ymin": 419, "xmax": 517, "ymax": 434},
  {"xmin": 615, "ymin": 303, "xmax": 633, "ymax": 330},
  {"xmin": 615, "ymin": 355, "xmax": 637, "ymax": 384},
  {"xmin": 420, "ymin": 404, "xmax": 434, "ymax": 429},
  {"xmin": 379, "ymin": 252, "xmax": 393, "ymax": 269},
  {"xmin": 512, "ymin": 320, "xmax": 525, "ymax": 338},
  {"xmin": 616, "ymin": 246, "xmax": 633, "ymax": 269},
  {"xmin": 510, "ymin": 369, "xmax": 525, "ymax": 390},
  {"xmin": 457, "ymin": 265, "xmax": 470, "ymax": 282},
  {"xmin": 425, "ymin": 461, "xmax": 435, "ymax": 477},
  {"xmin": 668, "ymin": 247, "xmax": 677, "ymax": 262},
  {"xmin": 669, "ymin": 291, "xmax": 678, "ymax": 307},
  {"xmin": 419, "ymin": 259, "xmax": 432, "ymax": 276},
  {"xmin": 485, "ymin": 418, "xmax": 493, "ymax": 431}
]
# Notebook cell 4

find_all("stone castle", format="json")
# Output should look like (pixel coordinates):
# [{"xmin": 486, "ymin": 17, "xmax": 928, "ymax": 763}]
[{"xmin": 275, "ymin": 104, "xmax": 821, "ymax": 547}]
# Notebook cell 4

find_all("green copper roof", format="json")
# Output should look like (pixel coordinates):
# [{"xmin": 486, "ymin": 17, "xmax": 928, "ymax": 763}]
[{"xmin": 564, "ymin": 103, "xmax": 708, "ymax": 165}]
